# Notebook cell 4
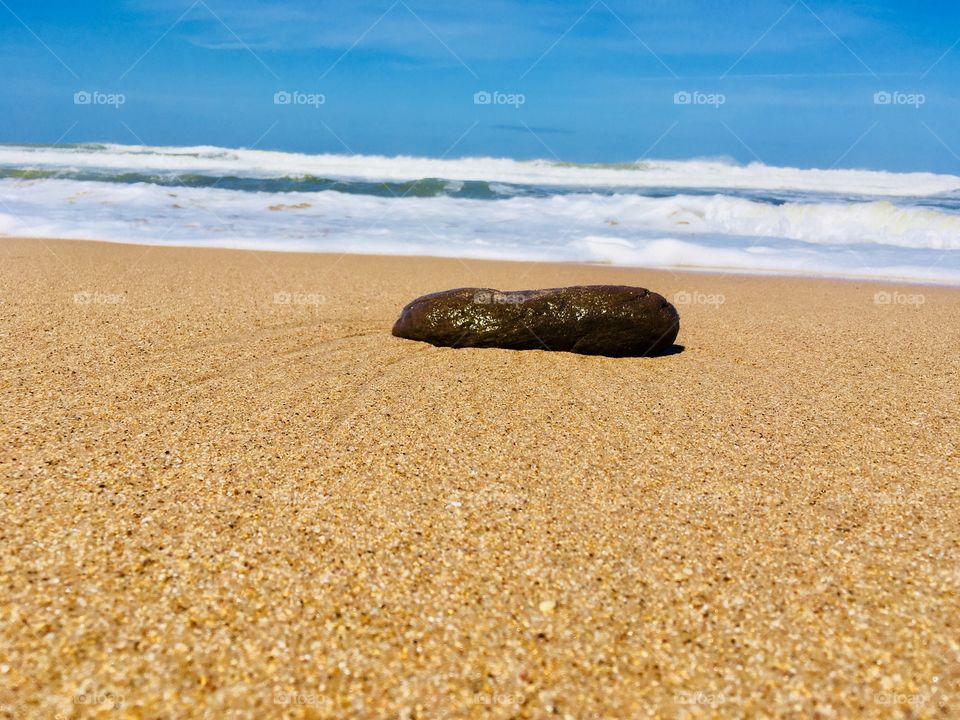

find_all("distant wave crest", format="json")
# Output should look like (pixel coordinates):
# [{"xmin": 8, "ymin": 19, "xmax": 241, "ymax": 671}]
[{"xmin": 1, "ymin": 142, "xmax": 958, "ymax": 196}]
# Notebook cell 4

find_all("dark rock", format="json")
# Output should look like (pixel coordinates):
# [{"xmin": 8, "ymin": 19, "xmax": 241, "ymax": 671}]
[{"xmin": 392, "ymin": 286, "xmax": 680, "ymax": 357}]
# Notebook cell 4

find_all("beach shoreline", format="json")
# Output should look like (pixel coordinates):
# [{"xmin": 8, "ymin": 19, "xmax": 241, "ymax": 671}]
[
  {"xmin": 3, "ymin": 142, "xmax": 960, "ymax": 286},
  {"xmin": 2, "ymin": 237, "xmax": 958, "ymax": 718},
  {"xmin": 8, "ymin": 232, "xmax": 960, "ymax": 289}
]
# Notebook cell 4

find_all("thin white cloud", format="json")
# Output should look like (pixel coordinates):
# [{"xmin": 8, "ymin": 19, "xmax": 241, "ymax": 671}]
[{"xmin": 125, "ymin": 0, "xmax": 889, "ymax": 66}]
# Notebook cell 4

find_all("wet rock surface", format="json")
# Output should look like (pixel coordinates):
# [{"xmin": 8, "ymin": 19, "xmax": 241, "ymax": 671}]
[{"xmin": 392, "ymin": 285, "xmax": 680, "ymax": 356}]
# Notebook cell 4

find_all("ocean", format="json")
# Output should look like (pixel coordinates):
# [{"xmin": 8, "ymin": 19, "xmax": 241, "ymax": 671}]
[{"xmin": 1, "ymin": 142, "xmax": 959, "ymax": 284}]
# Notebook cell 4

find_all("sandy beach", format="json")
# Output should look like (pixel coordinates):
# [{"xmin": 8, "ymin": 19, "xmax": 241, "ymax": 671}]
[{"xmin": 1, "ymin": 237, "xmax": 958, "ymax": 718}]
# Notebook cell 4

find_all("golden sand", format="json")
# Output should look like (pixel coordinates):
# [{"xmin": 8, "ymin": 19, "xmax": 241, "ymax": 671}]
[{"xmin": 1, "ymin": 238, "xmax": 958, "ymax": 718}]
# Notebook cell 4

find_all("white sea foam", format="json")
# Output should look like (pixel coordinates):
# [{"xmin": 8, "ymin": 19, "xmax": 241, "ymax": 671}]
[
  {"xmin": 1, "ymin": 174, "xmax": 959, "ymax": 283},
  {"xmin": 1, "ymin": 142, "xmax": 959, "ymax": 196}
]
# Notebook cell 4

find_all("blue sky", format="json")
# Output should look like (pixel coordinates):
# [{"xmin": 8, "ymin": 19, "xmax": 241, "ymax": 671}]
[{"xmin": 1, "ymin": 0, "xmax": 959, "ymax": 172}]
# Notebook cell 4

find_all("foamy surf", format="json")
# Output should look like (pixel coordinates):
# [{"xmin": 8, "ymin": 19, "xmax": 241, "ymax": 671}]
[
  {"xmin": 1, "ymin": 142, "xmax": 959, "ymax": 196},
  {"xmin": 1, "ymin": 143, "xmax": 958, "ymax": 283}
]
